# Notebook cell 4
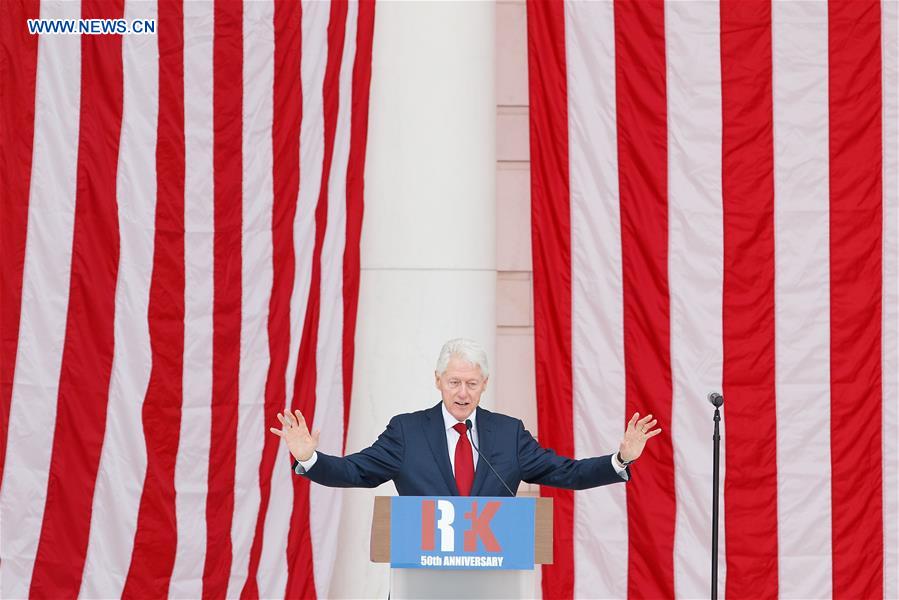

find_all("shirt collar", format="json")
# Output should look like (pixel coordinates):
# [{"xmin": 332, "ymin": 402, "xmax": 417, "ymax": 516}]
[{"xmin": 441, "ymin": 402, "xmax": 478, "ymax": 433}]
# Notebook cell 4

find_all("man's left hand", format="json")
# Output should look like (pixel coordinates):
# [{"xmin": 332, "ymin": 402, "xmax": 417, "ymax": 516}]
[{"xmin": 618, "ymin": 412, "xmax": 662, "ymax": 463}]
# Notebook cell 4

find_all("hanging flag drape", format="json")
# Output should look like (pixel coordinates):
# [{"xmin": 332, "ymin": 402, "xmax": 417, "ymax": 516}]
[
  {"xmin": 0, "ymin": 1, "xmax": 375, "ymax": 598},
  {"xmin": 527, "ymin": 1, "xmax": 898, "ymax": 598}
]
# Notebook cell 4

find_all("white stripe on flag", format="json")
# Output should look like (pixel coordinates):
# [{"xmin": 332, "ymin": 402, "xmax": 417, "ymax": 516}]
[
  {"xmin": 259, "ymin": 1, "xmax": 330, "ymax": 594},
  {"xmin": 227, "ymin": 1, "xmax": 274, "ymax": 597},
  {"xmin": 563, "ymin": 2, "xmax": 628, "ymax": 598},
  {"xmin": 883, "ymin": 0, "xmax": 899, "ymax": 595},
  {"xmin": 310, "ymin": 1, "xmax": 356, "ymax": 594},
  {"xmin": 0, "ymin": 1, "xmax": 81, "ymax": 596},
  {"xmin": 171, "ymin": 2, "xmax": 214, "ymax": 596},
  {"xmin": 771, "ymin": 3, "xmax": 833, "ymax": 597},
  {"xmin": 79, "ymin": 0, "xmax": 158, "ymax": 595},
  {"xmin": 286, "ymin": 0, "xmax": 327, "ymax": 412},
  {"xmin": 665, "ymin": 2, "xmax": 727, "ymax": 598}
]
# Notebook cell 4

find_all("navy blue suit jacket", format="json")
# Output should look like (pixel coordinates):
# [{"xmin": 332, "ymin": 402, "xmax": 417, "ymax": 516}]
[{"xmin": 294, "ymin": 403, "xmax": 627, "ymax": 496}]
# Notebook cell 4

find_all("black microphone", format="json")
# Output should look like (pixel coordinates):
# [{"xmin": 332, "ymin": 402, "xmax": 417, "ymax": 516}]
[
  {"xmin": 708, "ymin": 392, "xmax": 724, "ymax": 408},
  {"xmin": 465, "ymin": 419, "xmax": 515, "ymax": 497}
]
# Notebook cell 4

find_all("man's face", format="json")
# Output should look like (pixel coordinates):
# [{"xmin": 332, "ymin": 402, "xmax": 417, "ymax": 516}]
[{"xmin": 435, "ymin": 356, "xmax": 488, "ymax": 422}]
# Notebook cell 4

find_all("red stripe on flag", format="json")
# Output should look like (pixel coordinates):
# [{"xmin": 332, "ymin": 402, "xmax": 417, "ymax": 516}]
[
  {"xmin": 122, "ymin": 1, "xmax": 185, "ymax": 596},
  {"xmin": 29, "ymin": 0, "xmax": 125, "ymax": 595},
  {"xmin": 203, "ymin": 1, "xmax": 243, "ymax": 597},
  {"xmin": 828, "ymin": 1, "xmax": 884, "ymax": 596},
  {"xmin": 720, "ymin": 1, "xmax": 779, "ymax": 597},
  {"xmin": 612, "ymin": 2, "xmax": 676, "ymax": 597},
  {"xmin": 241, "ymin": 1, "xmax": 303, "ymax": 597},
  {"xmin": 0, "ymin": 0, "xmax": 40, "ymax": 490},
  {"xmin": 285, "ymin": 1, "xmax": 347, "ymax": 597},
  {"xmin": 342, "ymin": 0, "xmax": 376, "ymax": 450},
  {"xmin": 525, "ymin": 1, "xmax": 575, "ymax": 596}
]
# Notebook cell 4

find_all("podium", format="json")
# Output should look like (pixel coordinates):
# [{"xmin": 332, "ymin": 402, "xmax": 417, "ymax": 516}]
[{"xmin": 370, "ymin": 496, "xmax": 553, "ymax": 599}]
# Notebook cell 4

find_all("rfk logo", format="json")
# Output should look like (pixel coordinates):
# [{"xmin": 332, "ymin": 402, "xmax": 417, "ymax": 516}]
[{"xmin": 420, "ymin": 499, "xmax": 502, "ymax": 553}]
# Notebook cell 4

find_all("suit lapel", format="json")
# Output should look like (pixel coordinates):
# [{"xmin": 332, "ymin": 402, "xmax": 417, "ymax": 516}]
[
  {"xmin": 470, "ymin": 407, "xmax": 492, "ymax": 496},
  {"xmin": 424, "ymin": 403, "xmax": 459, "ymax": 495}
]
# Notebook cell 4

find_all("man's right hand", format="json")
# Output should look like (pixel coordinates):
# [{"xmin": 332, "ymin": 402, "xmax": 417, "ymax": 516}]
[{"xmin": 269, "ymin": 409, "xmax": 320, "ymax": 462}]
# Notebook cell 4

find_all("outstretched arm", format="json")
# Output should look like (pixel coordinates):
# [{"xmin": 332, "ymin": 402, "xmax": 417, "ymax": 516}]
[
  {"xmin": 519, "ymin": 412, "xmax": 663, "ymax": 489},
  {"xmin": 518, "ymin": 422, "xmax": 621, "ymax": 489},
  {"xmin": 270, "ymin": 410, "xmax": 404, "ymax": 488}
]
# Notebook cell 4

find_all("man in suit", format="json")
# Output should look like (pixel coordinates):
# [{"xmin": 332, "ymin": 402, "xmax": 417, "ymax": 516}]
[{"xmin": 270, "ymin": 338, "xmax": 661, "ymax": 496}]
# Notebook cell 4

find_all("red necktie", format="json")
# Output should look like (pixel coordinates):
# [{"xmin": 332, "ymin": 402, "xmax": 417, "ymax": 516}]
[{"xmin": 453, "ymin": 423, "xmax": 474, "ymax": 496}]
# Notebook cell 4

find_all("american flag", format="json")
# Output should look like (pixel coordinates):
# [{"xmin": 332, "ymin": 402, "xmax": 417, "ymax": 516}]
[
  {"xmin": 0, "ymin": 0, "xmax": 374, "ymax": 597},
  {"xmin": 528, "ymin": 1, "xmax": 897, "ymax": 598}
]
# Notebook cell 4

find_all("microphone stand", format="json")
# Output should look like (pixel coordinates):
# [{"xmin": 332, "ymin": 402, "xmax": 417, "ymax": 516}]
[{"xmin": 709, "ymin": 392, "xmax": 723, "ymax": 600}]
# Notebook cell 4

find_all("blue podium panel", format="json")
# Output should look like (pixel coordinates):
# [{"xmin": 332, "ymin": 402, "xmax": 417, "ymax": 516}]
[{"xmin": 390, "ymin": 496, "xmax": 536, "ymax": 570}]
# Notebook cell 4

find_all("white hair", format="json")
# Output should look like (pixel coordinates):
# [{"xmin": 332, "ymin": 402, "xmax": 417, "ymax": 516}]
[{"xmin": 435, "ymin": 338, "xmax": 489, "ymax": 379}]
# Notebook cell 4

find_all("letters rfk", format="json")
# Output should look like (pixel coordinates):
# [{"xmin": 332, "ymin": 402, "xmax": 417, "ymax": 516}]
[{"xmin": 420, "ymin": 499, "xmax": 502, "ymax": 553}]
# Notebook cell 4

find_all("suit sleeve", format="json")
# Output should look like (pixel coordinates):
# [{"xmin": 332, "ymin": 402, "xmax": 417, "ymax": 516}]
[
  {"xmin": 294, "ymin": 416, "xmax": 405, "ymax": 488},
  {"xmin": 516, "ymin": 420, "xmax": 627, "ymax": 489}
]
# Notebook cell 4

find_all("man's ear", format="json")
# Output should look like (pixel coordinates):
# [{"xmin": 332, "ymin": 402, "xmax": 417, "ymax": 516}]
[
  {"xmin": 435, "ymin": 371, "xmax": 441, "ymax": 389},
  {"xmin": 482, "ymin": 376, "xmax": 489, "ymax": 392}
]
